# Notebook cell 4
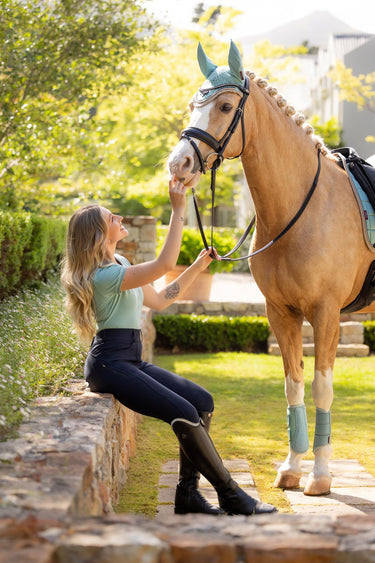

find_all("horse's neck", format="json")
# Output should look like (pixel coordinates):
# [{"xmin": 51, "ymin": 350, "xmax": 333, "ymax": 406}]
[{"xmin": 241, "ymin": 92, "xmax": 321, "ymax": 235}]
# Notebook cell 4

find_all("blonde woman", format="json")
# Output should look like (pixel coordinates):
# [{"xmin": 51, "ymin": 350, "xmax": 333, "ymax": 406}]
[{"xmin": 61, "ymin": 176, "xmax": 276, "ymax": 516}]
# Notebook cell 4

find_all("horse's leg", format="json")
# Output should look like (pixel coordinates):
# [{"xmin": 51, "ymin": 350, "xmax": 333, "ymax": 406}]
[
  {"xmin": 303, "ymin": 309, "xmax": 338, "ymax": 496},
  {"xmin": 267, "ymin": 303, "xmax": 308, "ymax": 490}
]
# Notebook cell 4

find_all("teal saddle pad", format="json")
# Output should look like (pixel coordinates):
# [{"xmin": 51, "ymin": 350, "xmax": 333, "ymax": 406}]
[{"xmin": 349, "ymin": 170, "xmax": 375, "ymax": 246}]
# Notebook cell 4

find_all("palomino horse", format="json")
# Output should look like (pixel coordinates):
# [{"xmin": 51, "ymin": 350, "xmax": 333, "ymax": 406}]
[{"xmin": 168, "ymin": 40, "xmax": 375, "ymax": 496}]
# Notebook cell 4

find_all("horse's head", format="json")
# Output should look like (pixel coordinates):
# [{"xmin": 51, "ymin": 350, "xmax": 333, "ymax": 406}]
[{"xmin": 168, "ymin": 41, "xmax": 249, "ymax": 187}]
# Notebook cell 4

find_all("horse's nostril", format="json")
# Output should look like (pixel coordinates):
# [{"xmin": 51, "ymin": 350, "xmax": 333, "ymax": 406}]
[{"xmin": 182, "ymin": 155, "xmax": 194, "ymax": 172}]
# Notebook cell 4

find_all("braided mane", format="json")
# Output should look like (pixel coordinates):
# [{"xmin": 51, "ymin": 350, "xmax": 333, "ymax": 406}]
[{"xmin": 246, "ymin": 70, "xmax": 332, "ymax": 157}]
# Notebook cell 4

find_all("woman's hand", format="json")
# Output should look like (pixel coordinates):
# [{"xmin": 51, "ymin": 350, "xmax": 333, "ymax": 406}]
[
  {"xmin": 169, "ymin": 175, "xmax": 186, "ymax": 213},
  {"xmin": 192, "ymin": 247, "xmax": 221, "ymax": 272}
]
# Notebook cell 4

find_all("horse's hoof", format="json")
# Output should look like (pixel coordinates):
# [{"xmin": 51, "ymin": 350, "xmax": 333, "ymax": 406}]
[
  {"xmin": 303, "ymin": 473, "xmax": 331, "ymax": 496},
  {"xmin": 273, "ymin": 471, "xmax": 301, "ymax": 490}
]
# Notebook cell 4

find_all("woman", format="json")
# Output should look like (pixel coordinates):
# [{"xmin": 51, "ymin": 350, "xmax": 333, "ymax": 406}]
[{"xmin": 61, "ymin": 176, "xmax": 276, "ymax": 516}]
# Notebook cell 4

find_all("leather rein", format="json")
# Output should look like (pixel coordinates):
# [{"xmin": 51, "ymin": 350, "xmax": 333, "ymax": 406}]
[{"xmin": 180, "ymin": 76, "xmax": 322, "ymax": 261}]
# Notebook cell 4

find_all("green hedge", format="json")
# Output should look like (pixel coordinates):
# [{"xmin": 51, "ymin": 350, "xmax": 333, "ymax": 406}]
[
  {"xmin": 0, "ymin": 211, "xmax": 67, "ymax": 299},
  {"xmin": 364, "ymin": 321, "xmax": 375, "ymax": 352},
  {"xmin": 156, "ymin": 225, "xmax": 244, "ymax": 274},
  {"xmin": 154, "ymin": 316, "xmax": 375, "ymax": 354},
  {"xmin": 153, "ymin": 314, "xmax": 270, "ymax": 353}
]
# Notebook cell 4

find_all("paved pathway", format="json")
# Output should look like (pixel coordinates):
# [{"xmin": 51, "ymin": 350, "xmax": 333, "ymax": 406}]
[
  {"xmin": 156, "ymin": 459, "xmax": 259, "ymax": 518},
  {"xmin": 210, "ymin": 272, "xmax": 265, "ymax": 303},
  {"xmin": 156, "ymin": 458, "xmax": 375, "ymax": 517}
]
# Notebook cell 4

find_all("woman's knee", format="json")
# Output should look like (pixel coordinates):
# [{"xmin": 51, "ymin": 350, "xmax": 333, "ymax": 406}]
[{"xmin": 198, "ymin": 388, "xmax": 214, "ymax": 414}]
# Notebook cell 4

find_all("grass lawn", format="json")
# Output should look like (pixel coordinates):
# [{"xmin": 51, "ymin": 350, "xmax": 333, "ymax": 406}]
[{"xmin": 117, "ymin": 352, "xmax": 375, "ymax": 517}]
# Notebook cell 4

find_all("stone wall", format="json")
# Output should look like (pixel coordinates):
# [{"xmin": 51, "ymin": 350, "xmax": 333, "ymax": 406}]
[
  {"xmin": 0, "ymin": 308, "xmax": 155, "ymax": 520},
  {"xmin": 158, "ymin": 299, "xmax": 266, "ymax": 318},
  {"xmin": 116, "ymin": 216, "xmax": 157, "ymax": 264}
]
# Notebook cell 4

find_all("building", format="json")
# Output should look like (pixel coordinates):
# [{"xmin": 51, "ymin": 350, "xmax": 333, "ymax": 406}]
[{"xmin": 312, "ymin": 33, "xmax": 375, "ymax": 158}]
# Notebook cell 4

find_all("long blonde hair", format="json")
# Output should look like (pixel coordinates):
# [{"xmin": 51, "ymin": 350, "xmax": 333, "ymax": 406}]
[{"xmin": 61, "ymin": 204, "xmax": 108, "ymax": 343}]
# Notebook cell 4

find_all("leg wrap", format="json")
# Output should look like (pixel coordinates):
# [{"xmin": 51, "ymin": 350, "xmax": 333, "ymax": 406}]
[
  {"xmin": 313, "ymin": 407, "xmax": 331, "ymax": 452},
  {"xmin": 287, "ymin": 404, "xmax": 309, "ymax": 454}
]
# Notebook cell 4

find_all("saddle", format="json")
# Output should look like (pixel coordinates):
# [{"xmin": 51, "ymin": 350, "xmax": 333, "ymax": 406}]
[
  {"xmin": 336, "ymin": 147, "xmax": 375, "ymax": 313},
  {"xmin": 335, "ymin": 147, "xmax": 375, "ymax": 211}
]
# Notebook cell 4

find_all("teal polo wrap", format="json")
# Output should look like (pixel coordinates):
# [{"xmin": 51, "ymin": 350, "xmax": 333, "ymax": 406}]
[
  {"xmin": 313, "ymin": 407, "xmax": 331, "ymax": 452},
  {"xmin": 287, "ymin": 404, "xmax": 309, "ymax": 454}
]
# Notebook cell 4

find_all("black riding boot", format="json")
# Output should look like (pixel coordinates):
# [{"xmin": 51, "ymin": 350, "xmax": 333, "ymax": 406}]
[
  {"xmin": 175, "ymin": 412, "xmax": 224, "ymax": 515},
  {"xmin": 172, "ymin": 418, "xmax": 277, "ymax": 516}
]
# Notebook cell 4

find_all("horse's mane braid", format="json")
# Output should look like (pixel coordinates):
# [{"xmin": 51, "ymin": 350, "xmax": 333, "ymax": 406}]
[{"xmin": 245, "ymin": 70, "xmax": 330, "ymax": 157}]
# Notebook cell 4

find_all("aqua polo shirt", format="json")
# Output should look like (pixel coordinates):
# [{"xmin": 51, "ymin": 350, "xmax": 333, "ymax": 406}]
[{"xmin": 92, "ymin": 254, "xmax": 144, "ymax": 331}]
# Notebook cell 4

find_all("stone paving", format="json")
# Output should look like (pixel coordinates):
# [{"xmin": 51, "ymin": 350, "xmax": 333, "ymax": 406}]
[
  {"xmin": 157, "ymin": 458, "xmax": 375, "ymax": 517},
  {"xmin": 156, "ymin": 459, "xmax": 260, "ymax": 517}
]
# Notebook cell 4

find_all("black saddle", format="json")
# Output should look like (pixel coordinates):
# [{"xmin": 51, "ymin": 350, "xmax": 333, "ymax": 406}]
[
  {"xmin": 336, "ymin": 148, "xmax": 375, "ymax": 314},
  {"xmin": 336, "ymin": 147, "xmax": 375, "ymax": 210}
]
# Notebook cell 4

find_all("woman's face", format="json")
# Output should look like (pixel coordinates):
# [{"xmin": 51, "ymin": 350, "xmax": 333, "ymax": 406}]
[{"xmin": 102, "ymin": 208, "xmax": 128, "ymax": 243}]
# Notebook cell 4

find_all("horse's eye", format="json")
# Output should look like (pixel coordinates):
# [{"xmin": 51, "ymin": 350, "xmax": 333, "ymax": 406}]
[{"xmin": 220, "ymin": 103, "xmax": 232, "ymax": 113}]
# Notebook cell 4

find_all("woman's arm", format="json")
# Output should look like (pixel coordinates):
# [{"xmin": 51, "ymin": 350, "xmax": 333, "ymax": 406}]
[
  {"xmin": 142, "ymin": 249, "xmax": 217, "ymax": 311},
  {"xmin": 121, "ymin": 176, "xmax": 186, "ymax": 290}
]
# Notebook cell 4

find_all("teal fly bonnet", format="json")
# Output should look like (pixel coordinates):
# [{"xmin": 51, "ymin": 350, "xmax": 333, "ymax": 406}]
[{"xmin": 195, "ymin": 40, "xmax": 246, "ymax": 105}]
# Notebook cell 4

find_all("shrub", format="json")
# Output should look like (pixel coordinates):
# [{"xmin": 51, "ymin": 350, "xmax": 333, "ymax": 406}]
[
  {"xmin": 363, "ymin": 321, "xmax": 375, "ymax": 352},
  {"xmin": 153, "ymin": 314, "xmax": 270, "ymax": 353},
  {"xmin": 0, "ymin": 211, "xmax": 67, "ymax": 298},
  {"xmin": 156, "ymin": 226, "xmax": 241, "ymax": 274},
  {"xmin": 0, "ymin": 275, "xmax": 86, "ymax": 440}
]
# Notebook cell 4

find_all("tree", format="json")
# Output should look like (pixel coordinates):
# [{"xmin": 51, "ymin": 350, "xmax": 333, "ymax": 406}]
[
  {"xmin": 309, "ymin": 116, "xmax": 342, "ymax": 149},
  {"xmin": 0, "ymin": 0, "xmax": 159, "ymax": 212},
  {"xmin": 329, "ymin": 61, "xmax": 375, "ymax": 145},
  {"xmin": 330, "ymin": 62, "xmax": 375, "ymax": 112}
]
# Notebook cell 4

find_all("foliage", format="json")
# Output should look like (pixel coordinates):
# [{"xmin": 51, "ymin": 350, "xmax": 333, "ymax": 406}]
[
  {"xmin": 0, "ymin": 275, "xmax": 86, "ymax": 439},
  {"xmin": 329, "ymin": 61, "xmax": 375, "ymax": 112},
  {"xmin": 309, "ymin": 115, "xmax": 343, "ymax": 149},
  {"xmin": 0, "ymin": 0, "xmax": 159, "ymax": 212},
  {"xmin": 363, "ymin": 321, "xmax": 375, "ymax": 351},
  {"xmin": 0, "ymin": 0, "xmax": 307, "ymax": 219},
  {"xmin": 0, "ymin": 211, "xmax": 66, "ymax": 298},
  {"xmin": 245, "ymin": 40, "xmax": 309, "ymax": 85},
  {"xmin": 153, "ymin": 314, "xmax": 270, "ymax": 352},
  {"xmin": 157, "ymin": 225, "xmax": 243, "ymax": 273}
]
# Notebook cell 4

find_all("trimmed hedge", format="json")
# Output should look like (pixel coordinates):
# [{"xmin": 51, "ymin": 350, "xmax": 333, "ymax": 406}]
[
  {"xmin": 153, "ymin": 314, "xmax": 270, "ymax": 353},
  {"xmin": 0, "ymin": 211, "xmax": 67, "ymax": 299},
  {"xmin": 364, "ymin": 321, "xmax": 375, "ymax": 352}
]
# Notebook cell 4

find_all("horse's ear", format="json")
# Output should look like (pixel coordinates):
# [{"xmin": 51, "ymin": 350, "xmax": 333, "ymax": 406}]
[
  {"xmin": 197, "ymin": 42, "xmax": 218, "ymax": 78},
  {"xmin": 228, "ymin": 40, "xmax": 245, "ymax": 82}
]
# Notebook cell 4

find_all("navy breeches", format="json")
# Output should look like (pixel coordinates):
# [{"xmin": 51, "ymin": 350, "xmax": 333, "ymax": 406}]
[{"xmin": 84, "ymin": 329, "xmax": 214, "ymax": 424}]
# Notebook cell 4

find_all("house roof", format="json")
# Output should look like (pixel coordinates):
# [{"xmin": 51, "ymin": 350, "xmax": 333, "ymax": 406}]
[{"xmin": 330, "ymin": 34, "xmax": 374, "ymax": 59}]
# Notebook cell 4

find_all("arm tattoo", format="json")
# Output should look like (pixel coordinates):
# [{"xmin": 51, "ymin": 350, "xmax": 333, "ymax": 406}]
[{"xmin": 165, "ymin": 282, "xmax": 180, "ymax": 300}]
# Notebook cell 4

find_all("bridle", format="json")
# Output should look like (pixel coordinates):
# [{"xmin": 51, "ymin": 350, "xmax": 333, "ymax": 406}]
[
  {"xmin": 181, "ymin": 76, "xmax": 250, "ymax": 175},
  {"xmin": 179, "ymin": 75, "xmax": 322, "ymax": 261}
]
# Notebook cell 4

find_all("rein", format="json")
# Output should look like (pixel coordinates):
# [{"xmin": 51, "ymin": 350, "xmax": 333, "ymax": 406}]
[{"xmin": 180, "ymin": 77, "xmax": 322, "ymax": 261}]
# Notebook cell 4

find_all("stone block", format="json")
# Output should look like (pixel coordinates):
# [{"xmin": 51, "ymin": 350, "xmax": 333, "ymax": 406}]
[{"xmin": 140, "ymin": 224, "xmax": 156, "ymax": 242}]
